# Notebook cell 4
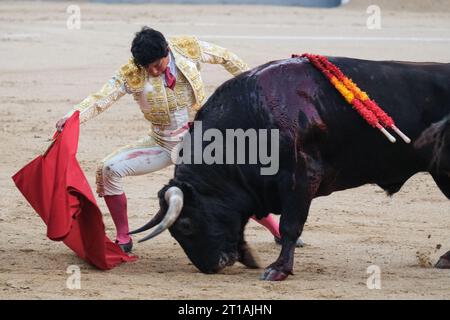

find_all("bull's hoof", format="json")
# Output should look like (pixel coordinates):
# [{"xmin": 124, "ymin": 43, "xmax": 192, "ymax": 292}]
[
  {"xmin": 435, "ymin": 251, "xmax": 450, "ymax": 269},
  {"xmin": 260, "ymin": 267, "xmax": 291, "ymax": 281}
]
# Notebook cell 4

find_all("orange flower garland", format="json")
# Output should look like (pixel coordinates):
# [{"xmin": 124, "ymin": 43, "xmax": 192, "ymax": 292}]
[{"xmin": 293, "ymin": 53, "xmax": 410, "ymax": 144}]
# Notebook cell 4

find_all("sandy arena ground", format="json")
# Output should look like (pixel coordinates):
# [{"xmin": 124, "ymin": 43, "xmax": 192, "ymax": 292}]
[{"xmin": 1, "ymin": 0, "xmax": 449, "ymax": 299}]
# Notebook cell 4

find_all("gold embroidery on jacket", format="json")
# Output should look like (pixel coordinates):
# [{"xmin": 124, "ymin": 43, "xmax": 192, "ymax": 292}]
[
  {"xmin": 74, "ymin": 75, "xmax": 127, "ymax": 123},
  {"xmin": 169, "ymin": 36, "xmax": 201, "ymax": 62},
  {"xmin": 171, "ymin": 49, "xmax": 205, "ymax": 111},
  {"xmin": 199, "ymin": 41, "xmax": 249, "ymax": 76},
  {"xmin": 141, "ymin": 76, "xmax": 171, "ymax": 125},
  {"xmin": 119, "ymin": 58, "xmax": 146, "ymax": 93},
  {"xmin": 141, "ymin": 41, "xmax": 205, "ymax": 125}
]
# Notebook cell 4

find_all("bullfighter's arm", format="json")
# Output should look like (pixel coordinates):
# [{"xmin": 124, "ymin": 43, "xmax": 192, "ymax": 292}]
[
  {"xmin": 65, "ymin": 72, "xmax": 128, "ymax": 124},
  {"xmin": 198, "ymin": 40, "xmax": 250, "ymax": 76}
]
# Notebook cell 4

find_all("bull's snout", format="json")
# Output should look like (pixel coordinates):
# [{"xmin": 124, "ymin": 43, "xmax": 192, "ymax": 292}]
[
  {"xmin": 216, "ymin": 252, "xmax": 238, "ymax": 271},
  {"xmin": 200, "ymin": 252, "xmax": 238, "ymax": 274}
]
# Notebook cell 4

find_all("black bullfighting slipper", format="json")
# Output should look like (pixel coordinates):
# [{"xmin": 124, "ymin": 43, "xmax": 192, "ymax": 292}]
[{"xmin": 116, "ymin": 239, "xmax": 133, "ymax": 253}]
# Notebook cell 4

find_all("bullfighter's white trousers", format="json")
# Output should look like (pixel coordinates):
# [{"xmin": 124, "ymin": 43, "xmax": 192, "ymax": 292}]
[{"xmin": 95, "ymin": 135, "xmax": 173, "ymax": 196}]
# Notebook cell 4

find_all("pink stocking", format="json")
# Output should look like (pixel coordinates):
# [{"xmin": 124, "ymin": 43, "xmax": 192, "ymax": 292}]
[
  {"xmin": 104, "ymin": 193, "xmax": 131, "ymax": 244},
  {"xmin": 251, "ymin": 214, "xmax": 280, "ymax": 238}
]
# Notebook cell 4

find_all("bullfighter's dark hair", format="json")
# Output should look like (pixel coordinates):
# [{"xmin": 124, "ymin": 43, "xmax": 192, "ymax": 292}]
[{"xmin": 131, "ymin": 27, "xmax": 169, "ymax": 67}]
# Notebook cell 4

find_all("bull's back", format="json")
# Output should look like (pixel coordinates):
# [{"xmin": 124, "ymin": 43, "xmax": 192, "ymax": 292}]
[
  {"xmin": 197, "ymin": 57, "xmax": 450, "ymax": 175},
  {"xmin": 254, "ymin": 57, "xmax": 450, "ymax": 189}
]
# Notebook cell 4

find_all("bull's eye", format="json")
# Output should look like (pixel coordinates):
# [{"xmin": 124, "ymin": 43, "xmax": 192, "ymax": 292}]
[{"xmin": 177, "ymin": 217, "xmax": 193, "ymax": 236}]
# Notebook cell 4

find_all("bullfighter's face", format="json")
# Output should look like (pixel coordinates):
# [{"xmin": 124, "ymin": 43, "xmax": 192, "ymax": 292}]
[{"xmin": 146, "ymin": 55, "xmax": 170, "ymax": 77}]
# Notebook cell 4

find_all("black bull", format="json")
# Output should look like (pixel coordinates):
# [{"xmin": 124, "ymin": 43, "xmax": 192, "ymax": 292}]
[{"xmin": 132, "ymin": 56, "xmax": 450, "ymax": 281}]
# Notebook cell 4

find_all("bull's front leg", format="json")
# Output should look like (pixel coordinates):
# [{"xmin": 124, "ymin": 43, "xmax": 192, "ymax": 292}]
[
  {"xmin": 237, "ymin": 220, "xmax": 261, "ymax": 269},
  {"xmin": 261, "ymin": 172, "xmax": 312, "ymax": 281},
  {"xmin": 238, "ymin": 240, "xmax": 261, "ymax": 269}
]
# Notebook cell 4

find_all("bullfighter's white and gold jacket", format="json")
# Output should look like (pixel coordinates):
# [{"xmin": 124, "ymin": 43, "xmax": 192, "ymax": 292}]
[{"xmin": 68, "ymin": 36, "xmax": 249, "ymax": 145}]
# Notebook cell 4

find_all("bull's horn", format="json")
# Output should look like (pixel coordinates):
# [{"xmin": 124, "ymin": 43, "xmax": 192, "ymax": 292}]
[
  {"xmin": 128, "ymin": 209, "xmax": 164, "ymax": 235},
  {"xmin": 138, "ymin": 186, "xmax": 184, "ymax": 243}
]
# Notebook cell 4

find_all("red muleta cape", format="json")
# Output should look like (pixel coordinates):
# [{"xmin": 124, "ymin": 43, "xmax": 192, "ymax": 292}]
[{"xmin": 12, "ymin": 111, "xmax": 137, "ymax": 269}]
